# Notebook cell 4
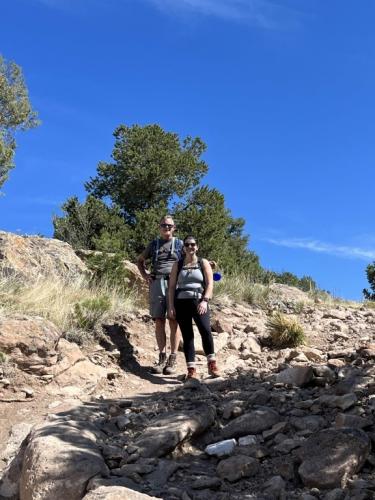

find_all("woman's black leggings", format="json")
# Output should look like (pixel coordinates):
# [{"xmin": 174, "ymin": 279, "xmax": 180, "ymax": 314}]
[{"xmin": 175, "ymin": 298, "xmax": 214, "ymax": 363}]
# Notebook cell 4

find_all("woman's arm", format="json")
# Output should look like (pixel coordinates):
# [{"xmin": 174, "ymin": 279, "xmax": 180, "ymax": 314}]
[
  {"xmin": 168, "ymin": 261, "xmax": 178, "ymax": 318},
  {"xmin": 201, "ymin": 258, "xmax": 214, "ymax": 300},
  {"xmin": 197, "ymin": 258, "xmax": 213, "ymax": 315}
]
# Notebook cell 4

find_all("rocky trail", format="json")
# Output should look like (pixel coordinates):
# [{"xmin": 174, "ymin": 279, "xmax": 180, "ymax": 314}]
[
  {"xmin": 1, "ymin": 285, "xmax": 375, "ymax": 499},
  {"xmin": 1, "ymin": 232, "xmax": 375, "ymax": 499}
]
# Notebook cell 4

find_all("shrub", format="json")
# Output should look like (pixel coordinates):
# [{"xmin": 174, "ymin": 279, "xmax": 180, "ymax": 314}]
[
  {"xmin": 71, "ymin": 296, "xmax": 111, "ymax": 331},
  {"xmin": 267, "ymin": 312, "xmax": 305, "ymax": 348}
]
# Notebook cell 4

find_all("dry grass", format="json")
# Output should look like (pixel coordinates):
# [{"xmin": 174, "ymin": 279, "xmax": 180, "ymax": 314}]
[
  {"xmin": 0, "ymin": 272, "xmax": 139, "ymax": 342},
  {"xmin": 267, "ymin": 312, "xmax": 305, "ymax": 348},
  {"xmin": 214, "ymin": 273, "xmax": 271, "ymax": 307}
]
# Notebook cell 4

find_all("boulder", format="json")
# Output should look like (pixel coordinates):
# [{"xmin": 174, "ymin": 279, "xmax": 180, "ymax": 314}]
[
  {"xmin": 221, "ymin": 408, "xmax": 280, "ymax": 439},
  {"xmin": 0, "ymin": 231, "xmax": 87, "ymax": 282},
  {"xmin": 0, "ymin": 316, "xmax": 60, "ymax": 375},
  {"xmin": 134, "ymin": 406, "xmax": 216, "ymax": 458},
  {"xmin": 83, "ymin": 486, "xmax": 161, "ymax": 499},
  {"xmin": 19, "ymin": 420, "xmax": 108, "ymax": 500},
  {"xmin": 297, "ymin": 428, "xmax": 371, "ymax": 489}
]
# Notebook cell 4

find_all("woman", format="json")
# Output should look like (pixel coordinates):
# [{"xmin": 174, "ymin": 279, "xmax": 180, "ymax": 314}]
[{"xmin": 168, "ymin": 236, "xmax": 219, "ymax": 379}]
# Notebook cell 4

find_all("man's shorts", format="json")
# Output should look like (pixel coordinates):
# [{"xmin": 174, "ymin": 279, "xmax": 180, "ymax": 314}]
[{"xmin": 149, "ymin": 277, "xmax": 171, "ymax": 319}]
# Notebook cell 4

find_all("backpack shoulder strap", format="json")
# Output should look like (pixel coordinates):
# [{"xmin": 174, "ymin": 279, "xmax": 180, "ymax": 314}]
[
  {"xmin": 151, "ymin": 238, "xmax": 159, "ymax": 270},
  {"xmin": 177, "ymin": 258, "xmax": 184, "ymax": 275},
  {"xmin": 198, "ymin": 258, "xmax": 206, "ymax": 289}
]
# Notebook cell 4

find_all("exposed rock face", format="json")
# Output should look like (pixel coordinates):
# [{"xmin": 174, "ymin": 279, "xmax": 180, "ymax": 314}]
[
  {"xmin": 0, "ymin": 231, "xmax": 87, "ymax": 282},
  {"xmin": 297, "ymin": 428, "xmax": 371, "ymax": 489},
  {"xmin": 20, "ymin": 420, "xmax": 108, "ymax": 500}
]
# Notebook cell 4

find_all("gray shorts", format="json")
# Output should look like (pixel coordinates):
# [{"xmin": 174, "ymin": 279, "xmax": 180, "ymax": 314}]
[{"xmin": 149, "ymin": 277, "xmax": 171, "ymax": 319}]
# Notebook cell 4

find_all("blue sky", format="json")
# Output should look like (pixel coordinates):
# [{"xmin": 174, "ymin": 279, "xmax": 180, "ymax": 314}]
[{"xmin": 1, "ymin": 0, "xmax": 374, "ymax": 300}]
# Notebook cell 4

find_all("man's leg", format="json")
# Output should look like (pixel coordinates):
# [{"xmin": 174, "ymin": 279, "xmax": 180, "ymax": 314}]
[{"xmin": 155, "ymin": 318, "xmax": 167, "ymax": 353}]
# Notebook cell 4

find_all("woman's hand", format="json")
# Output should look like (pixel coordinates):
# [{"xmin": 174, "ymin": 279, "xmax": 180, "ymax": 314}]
[
  {"xmin": 168, "ymin": 307, "xmax": 176, "ymax": 319},
  {"xmin": 197, "ymin": 300, "xmax": 208, "ymax": 315}
]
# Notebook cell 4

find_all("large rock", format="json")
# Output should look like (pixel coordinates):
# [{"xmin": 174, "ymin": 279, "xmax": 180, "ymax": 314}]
[
  {"xmin": 83, "ymin": 486, "xmax": 161, "ymax": 499},
  {"xmin": 297, "ymin": 428, "xmax": 371, "ymax": 489},
  {"xmin": 134, "ymin": 406, "xmax": 216, "ymax": 458},
  {"xmin": 221, "ymin": 408, "xmax": 280, "ymax": 439},
  {"xmin": 0, "ymin": 231, "xmax": 87, "ymax": 282},
  {"xmin": 19, "ymin": 420, "xmax": 108, "ymax": 500},
  {"xmin": 0, "ymin": 316, "xmax": 60, "ymax": 375}
]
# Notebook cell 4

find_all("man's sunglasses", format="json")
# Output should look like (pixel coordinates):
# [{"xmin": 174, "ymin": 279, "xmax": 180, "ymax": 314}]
[
  {"xmin": 160, "ymin": 223, "xmax": 174, "ymax": 229},
  {"xmin": 184, "ymin": 242, "xmax": 197, "ymax": 248}
]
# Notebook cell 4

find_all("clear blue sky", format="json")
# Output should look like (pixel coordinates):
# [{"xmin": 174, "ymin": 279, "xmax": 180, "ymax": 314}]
[{"xmin": 1, "ymin": 0, "xmax": 374, "ymax": 300}]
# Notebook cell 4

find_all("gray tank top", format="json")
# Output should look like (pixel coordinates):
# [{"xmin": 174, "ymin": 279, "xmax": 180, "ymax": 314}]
[{"xmin": 176, "ymin": 264, "xmax": 205, "ymax": 299}]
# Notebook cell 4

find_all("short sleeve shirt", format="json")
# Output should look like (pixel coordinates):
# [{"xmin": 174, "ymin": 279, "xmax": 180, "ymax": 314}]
[{"xmin": 142, "ymin": 238, "xmax": 182, "ymax": 276}]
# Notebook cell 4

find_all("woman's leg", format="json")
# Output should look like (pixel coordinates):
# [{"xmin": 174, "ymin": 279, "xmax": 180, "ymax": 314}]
[
  {"xmin": 192, "ymin": 301, "xmax": 214, "ymax": 356},
  {"xmin": 175, "ymin": 299, "xmax": 195, "ymax": 366}
]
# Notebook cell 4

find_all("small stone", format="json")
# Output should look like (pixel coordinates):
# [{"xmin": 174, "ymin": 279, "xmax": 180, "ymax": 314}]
[
  {"xmin": 238, "ymin": 435, "xmax": 257, "ymax": 446},
  {"xmin": 263, "ymin": 475, "xmax": 286, "ymax": 498},
  {"xmin": 116, "ymin": 416, "xmax": 131, "ymax": 431},
  {"xmin": 191, "ymin": 476, "xmax": 221, "ymax": 489},
  {"xmin": 217, "ymin": 455, "xmax": 259, "ymax": 482},
  {"xmin": 21, "ymin": 387, "xmax": 34, "ymax": 398}
]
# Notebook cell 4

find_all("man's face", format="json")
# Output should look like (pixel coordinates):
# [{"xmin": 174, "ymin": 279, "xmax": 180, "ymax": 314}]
[{"xmin": 159, "ymin": 218, "xmax": 175, "ymax": 238}]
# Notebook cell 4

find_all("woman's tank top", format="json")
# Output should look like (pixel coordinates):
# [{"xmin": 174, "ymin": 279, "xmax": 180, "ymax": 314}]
[{"xmin": 176, "ymin": 263, "xmax": 205, "ymax": 299}]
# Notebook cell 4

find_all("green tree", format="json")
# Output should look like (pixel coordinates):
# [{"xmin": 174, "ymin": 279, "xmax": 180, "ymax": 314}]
[
  {"xmin": 85, "ymin": 124, "xmax": 208, "ymax": 224},
  {"xmin": 53, "ymin": 195, "xmax": 131, "ymax": 254},
  {"xmin": 363, "ymin": 262, "xmax": 375, "ymax": 301},
  {"xmin": 174, "ymin": 186, "xmax": 262, "ymax": 275},
  {"xmin": 0, "ymin": 55, "xmax": 39, "ymax": 188}
]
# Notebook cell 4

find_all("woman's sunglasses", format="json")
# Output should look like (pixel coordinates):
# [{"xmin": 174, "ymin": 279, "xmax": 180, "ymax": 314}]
[{"xmin": 184, "ymin": 242, "xmax": 197, "ymax": 248}]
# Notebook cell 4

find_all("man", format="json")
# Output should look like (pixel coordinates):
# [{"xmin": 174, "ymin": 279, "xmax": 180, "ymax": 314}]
[{"xmin": 137, "ymin": 215, "xmax": 183, "ymax": 374}]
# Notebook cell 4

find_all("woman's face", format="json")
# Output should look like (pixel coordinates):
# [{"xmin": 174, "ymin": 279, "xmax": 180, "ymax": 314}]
[{"xmin": 184, "ymin": 239, "xmax": 198, "ymax": 256}]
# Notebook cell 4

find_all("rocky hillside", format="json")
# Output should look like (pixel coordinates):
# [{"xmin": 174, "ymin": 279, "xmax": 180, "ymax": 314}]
[{"xmin": 1, "ymin": 232, "xmax": 375, "ymax": 500}]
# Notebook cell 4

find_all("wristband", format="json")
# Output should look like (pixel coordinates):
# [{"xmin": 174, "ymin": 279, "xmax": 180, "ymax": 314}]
[{"xmin": 201, "ymin": 297, "xmax": 209, "ymax": 303}]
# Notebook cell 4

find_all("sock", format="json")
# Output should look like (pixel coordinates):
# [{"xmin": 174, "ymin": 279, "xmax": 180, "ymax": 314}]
[{"xmin": 207, "ymin": 354, "xmax": 216, "ymax": 362}]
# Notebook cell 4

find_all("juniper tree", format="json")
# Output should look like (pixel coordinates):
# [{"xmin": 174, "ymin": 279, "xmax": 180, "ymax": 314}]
[
  {"xmin": 363, "ymin": 262, "xmax": 375, "ymax": 301},
  {"xmin": 0, "ymin": 55, "xmax": 39, "ymax": 188}
]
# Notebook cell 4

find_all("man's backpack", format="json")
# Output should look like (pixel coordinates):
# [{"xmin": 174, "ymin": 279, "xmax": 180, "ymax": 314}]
[{"xmin": 151, "ymin": 237, "xmax": 183, "ymax": 272}]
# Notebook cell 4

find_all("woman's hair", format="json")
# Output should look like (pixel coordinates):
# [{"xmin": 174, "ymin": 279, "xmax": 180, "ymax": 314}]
[{"xmin": 183, "ymin": 235, "xmax": 198, "ymax": 246}]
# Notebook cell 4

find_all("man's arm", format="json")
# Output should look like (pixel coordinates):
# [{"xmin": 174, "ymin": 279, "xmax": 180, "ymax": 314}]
[{"xmin": 137, "ymin": 244, "xmax": 153, "ymax": 284}]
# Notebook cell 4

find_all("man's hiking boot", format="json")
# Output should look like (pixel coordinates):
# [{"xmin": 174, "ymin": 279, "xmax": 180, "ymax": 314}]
[
  {"xmin": 186, "ymin": 367, "xmax": 197, "ymax": 379},
  {"xmin": 151, "ymin": 352, "xmax": 167, "ymax": 374},
  {"xmin": 208, "ymin": 360, "xmax": 220, "ymax": 378},
  {"xmin": 163, "ymin": 353, "xmax": 177, "ymax": 375}
]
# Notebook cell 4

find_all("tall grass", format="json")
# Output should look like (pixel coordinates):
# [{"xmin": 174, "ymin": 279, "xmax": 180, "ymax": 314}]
[
  {"xmin": 0, "ymin": 272, "xmax": 139, "ymax": 340},
  {"xmin": 214, "ymin": 272, "xmax": 271, "ymax": 307}
]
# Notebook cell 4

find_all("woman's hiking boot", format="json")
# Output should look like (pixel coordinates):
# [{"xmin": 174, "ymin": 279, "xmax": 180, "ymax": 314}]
[
  {"xmin": 163, "ymin": 353, "xmax": 177, "ymax": 375},
  {"xmin": 151, "ymin": 352, "xmax": 167, "ymax": 374},
  {"xmin": 208, "ymin": 360, "xmax": 220, "ymax": 378},
  {"xmin": 186, "ymin": 367, "xmax": 197, "ymax": 379}
]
